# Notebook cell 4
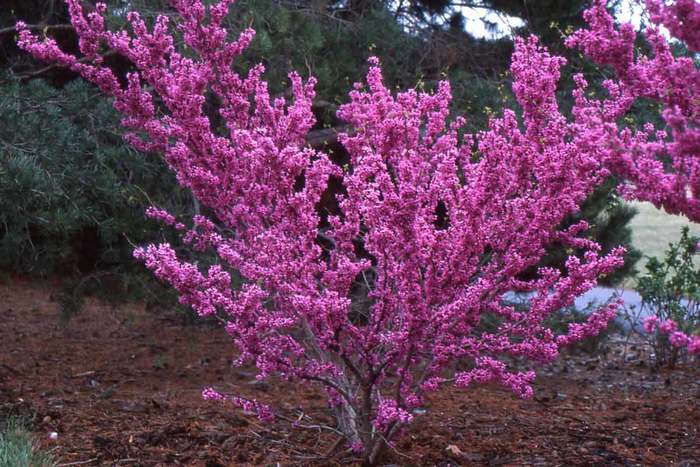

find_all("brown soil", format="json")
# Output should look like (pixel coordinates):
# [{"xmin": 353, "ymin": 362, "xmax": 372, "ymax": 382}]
[{"xmin": 1, "ymin": 279, "xmax": 699, "ymax": 466}]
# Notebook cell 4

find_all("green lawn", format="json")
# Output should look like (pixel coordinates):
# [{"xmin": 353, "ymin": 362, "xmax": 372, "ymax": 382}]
[{"xmin": 628, "ymin": 201, "xmax": 700, "ymax": 262}]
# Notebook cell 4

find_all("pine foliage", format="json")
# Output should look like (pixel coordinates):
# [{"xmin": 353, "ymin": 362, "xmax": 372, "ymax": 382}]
[{"xmin": 0, "ymin": 76, "xmax": 192, "ymax": 315}]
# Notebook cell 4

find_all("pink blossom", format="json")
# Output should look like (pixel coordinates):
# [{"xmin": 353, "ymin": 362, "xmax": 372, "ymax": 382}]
[
  {"xmin": 660, "ymin": 320, "xmax": 678, "ymax": 334},
  {"xmin": 201, "ymin": 387, "xmax": 225, "ymax": 402},
  {"xmin": 688, "ymin": 337, "xmax": 700, "ymax": 354},
  {"xmin": 374, "ymin": 399, "xmax": 414, "ymax": 430},
  {"xmin": 646, "ymin": 0, "xmax": 700, "ymax": 52},
  {"xmin": 568, "ymin": 0, "xmax": 700, "ymax": 221},
  {"xmin": 670, "ymin": 331, "xmax": 690, "ymax": 348},
  {"xmin": 643, "ymin": 316, "xmax": 660, "ymax": 333},
  {"xmin": 646, "ymin": 318, "xmax": 700, "ymax": 356},
  {"xmin": 145, "ymin": 206, "xmax": 177, "ymax": 226},
  {"xmin": 202, "ymin": 387, "xmax": 273, "ymax": 422}
]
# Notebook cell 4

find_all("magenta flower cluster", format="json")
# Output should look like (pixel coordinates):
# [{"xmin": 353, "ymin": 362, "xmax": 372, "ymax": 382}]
[
  {"xmin": 567, "ymin": 0, "xmax": 700, "ymax": 220},
  {"xmin": 202, "ymin": 387, "xmax": 274, "ymax": 422},
  {"xmin": 16, "ymin": 0, "xmax": 697, "ymax": 461},
  {"xmin": 643, "ymin": 316, "xmax": 700, "ymax": 355}
]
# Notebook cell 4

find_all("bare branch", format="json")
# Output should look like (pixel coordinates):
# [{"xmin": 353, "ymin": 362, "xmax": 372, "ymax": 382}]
[
  {"xmin": 0, "ymin": 23, "xmax": 74, "ymax": 36},
  {"xmin": 18, "ymin": 50, "xmax": 118, "ymax": 80}
]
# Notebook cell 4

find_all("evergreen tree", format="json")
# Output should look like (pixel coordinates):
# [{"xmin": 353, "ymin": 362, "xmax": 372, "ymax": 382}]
[{"xmin": 0, "ymin": 75, "xmax": 193, "ymax": 316}]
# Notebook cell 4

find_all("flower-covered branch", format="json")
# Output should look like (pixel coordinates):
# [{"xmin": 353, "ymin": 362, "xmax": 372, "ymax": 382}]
[{"xmin": 567, "ymin": 0, "xmax": 700, "ymax": 220}]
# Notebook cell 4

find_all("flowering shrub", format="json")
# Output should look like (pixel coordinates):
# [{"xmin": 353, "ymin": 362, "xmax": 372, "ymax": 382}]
[
  {"xmin": 626, "ymin": 227, "xmax": 700, "ymax": 367},
  {"xmin": 644, "ymin": 316, "xmax": 700, "ymax": 357},
  {"xmin": 15, "ymin": 0, "xmax": 632, "ymax": 463},
  {"xmin": 567, "ymin": 0, "xmax": 700, "ymax": 220}
]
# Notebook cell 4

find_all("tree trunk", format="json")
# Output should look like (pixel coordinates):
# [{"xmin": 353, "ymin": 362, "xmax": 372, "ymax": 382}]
[{"xmin": 333, "ymin": 400, "xmax": 361, "ymax": 444}]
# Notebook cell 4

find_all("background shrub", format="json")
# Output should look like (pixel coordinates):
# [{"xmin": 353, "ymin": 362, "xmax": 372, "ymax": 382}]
[{"xmin": 624, "ymin": 227, "xmax": 700, "ymax": 367}]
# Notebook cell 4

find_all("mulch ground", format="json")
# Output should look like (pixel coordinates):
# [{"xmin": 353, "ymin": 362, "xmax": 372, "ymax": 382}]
[{"xmin": 1, "ymin": 279, "xmax": 699, "ymax": 466}]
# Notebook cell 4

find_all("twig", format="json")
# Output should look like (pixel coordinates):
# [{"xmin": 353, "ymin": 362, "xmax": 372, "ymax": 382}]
[
  {"xmin": 18, "ymin": 50, "xmax": 118, "ymax": 80},
  {"xmin": 276, "ymin": 413, "xmax": 345, "ymax": 437},
  {"xmin": 1, "ymin": 363, "xmax": 23, "ymax": 375},
  {"xmin": 57, "ymin": 459, "xmax": 99, "ymax": 467},
  {"xmin": 0, "ymin": 24, "xmax": 74, "ymax": 36},
  {"xmin": 323, "ymin": 436, "xmax": 346, "ymax": 457}
]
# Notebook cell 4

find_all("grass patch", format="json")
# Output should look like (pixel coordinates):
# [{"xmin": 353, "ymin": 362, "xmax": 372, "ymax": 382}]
[
  {"xmin": 623, "ymin": 201, "xmax": 700, "ymax": 289},
  {"xmin": 628, "ymin": 201, "xmax": 700, "ymax": 262},
  {"xmin": 0, "ymin": 418, "xmax": 56, "ymax": 467}
]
